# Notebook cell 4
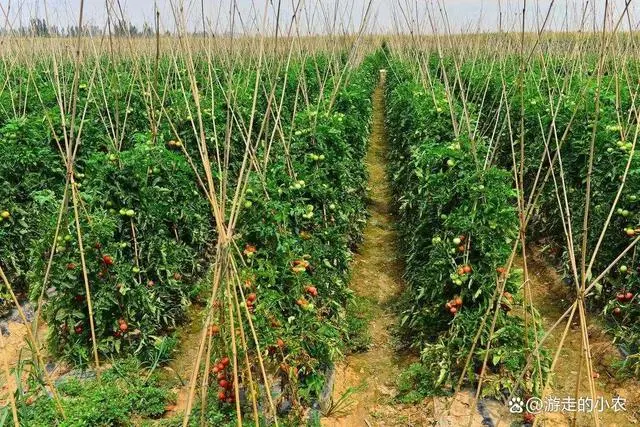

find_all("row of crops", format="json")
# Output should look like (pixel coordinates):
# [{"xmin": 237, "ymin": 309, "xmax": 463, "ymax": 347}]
[
  {"xmin": 0, "ymin": 51, "xmax": 380, "ymax": 425},
  {"xmin": 382, "ymin": 57, "xmax": 548, "ymax": 402},
  {"xmin": 450, "ymin": 55, "xmax": 640, "ymax": 367}
]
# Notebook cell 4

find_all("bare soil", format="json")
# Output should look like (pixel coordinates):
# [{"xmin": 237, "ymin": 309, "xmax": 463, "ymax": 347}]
[
  {"xmin": 321, "ymin": 79, "xmax": 434, "ymax": 427},
  {"xmin": 0, "ymin": 319, "xmax": 50, "ymax": 408}
]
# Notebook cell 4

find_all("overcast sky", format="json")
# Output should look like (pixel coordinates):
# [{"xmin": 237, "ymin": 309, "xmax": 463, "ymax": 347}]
[{"xmin": 6, "ymin": 1, "xmax": 640, "ymax": 34}]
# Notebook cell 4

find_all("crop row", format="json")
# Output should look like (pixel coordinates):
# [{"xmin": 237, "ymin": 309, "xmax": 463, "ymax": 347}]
[{"xmin": 383, "ymin": 57, "xmax": 547, "ymax": 401}]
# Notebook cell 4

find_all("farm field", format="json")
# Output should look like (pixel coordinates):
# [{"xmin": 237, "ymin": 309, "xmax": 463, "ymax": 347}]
[{"xmin": 3, "ymin": 2, "xmax": 640, "ymax": 427}]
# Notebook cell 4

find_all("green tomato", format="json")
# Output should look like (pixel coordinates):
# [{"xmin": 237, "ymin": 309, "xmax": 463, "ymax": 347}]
[
  {"xmin": 244, "ymin": 201, "xmax": 253, "ymax": 208},
  {"xmin": 622, "ymin": 210, "xmax": 630, "ymax": 217},
  {"xmin": 119, "ymin": 208, "xmax": 127, "ymax": 216},
  {"xmin": 108, "ymin": 154, "xmax": 117, "ymax": 162},
  {"xmin": 446, "ymin": 159, "xmax": 456, "ymax": 167},
  {"xmin": 620, "ymin": 265, "xmax": 628, "ymax": 273},
  {"xmin": 126, "ymin": 209, "xmax": 136, "ymax": 217},
  {"xmin": 453, "ymin": 238, "xmax": 461, "ymax": 245},
  {"xmin": 318, "ymin": 154, "xmax": 325, "ymax": 161},
  {"xmin": 1, "ymin": 211, "xmax": 10, "ymax": 219},
  {"xmin": 328, "ymin": 203, "xmax": 336, "ymax": 211},
  {"xmin": 132, "ymin": 267, "xmax": 141, "ymax": 274}
]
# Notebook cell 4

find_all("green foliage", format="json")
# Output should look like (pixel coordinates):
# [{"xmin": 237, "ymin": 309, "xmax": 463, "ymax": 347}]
[
  {"xmin": 225, "ymin": 57, "xmax": 377, "ymax": 405},
  {"xmin": 454, "ymin": 55, "xmax": 640, "ymax": 374},
  {"xmin": 383, "ymin": 58, "xmax": 548, "ymax": 401},
  {"xmin": 0, "ymin": 52, "xmax": 377, "ymax": 423},
  {"xmin": 13, "ymin": 358, "xmax": 173, "ymax": 426},
  {"xmin": 397, "ymin": 360, "xmax": 447, "ymax": 403}
]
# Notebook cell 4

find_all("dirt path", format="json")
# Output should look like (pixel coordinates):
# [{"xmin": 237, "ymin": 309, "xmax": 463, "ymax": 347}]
[
  {"xmin": 519, "ymin": 250, "xmax": 640, "ymax": 426},
  {"xmin": 322, "ymin": 79, "xmax": 433, "ymax": 427},
  {"xmin": 0, "ymin": 310, "xmax": 51, "ymax": 408}
]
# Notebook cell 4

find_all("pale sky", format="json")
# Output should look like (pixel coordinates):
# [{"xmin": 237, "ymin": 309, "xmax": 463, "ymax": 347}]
[{"xmin": 5, "ymin": 0, "xmax": 640, "ymax": 34}]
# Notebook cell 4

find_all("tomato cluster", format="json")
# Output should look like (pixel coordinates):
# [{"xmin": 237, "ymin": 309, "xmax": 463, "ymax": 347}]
[{"xmin": 212, "ymin": 356, "xmax": 235, "ymax": 404}]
